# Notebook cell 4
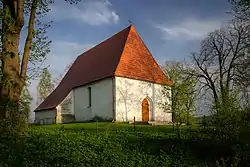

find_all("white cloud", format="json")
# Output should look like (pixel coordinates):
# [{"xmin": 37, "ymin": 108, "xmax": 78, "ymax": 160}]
[
  {"xmin": 155, "ymin": 18, "xmax": 224, "ymax": 41},
  {"xmin": 49, "ymin": 0, "xmax": 119, "ymax": 25}
]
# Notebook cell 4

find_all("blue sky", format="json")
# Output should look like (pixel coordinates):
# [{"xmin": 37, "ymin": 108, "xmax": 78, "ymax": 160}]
[{"xmin": 28, "ymin": 0, "xmax": 231, "ymax": 118}]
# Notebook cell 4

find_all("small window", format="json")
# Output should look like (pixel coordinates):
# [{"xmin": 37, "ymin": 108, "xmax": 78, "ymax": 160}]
[{"xmin": 88, "ymin": 87, "xmax": 91, "ymax": 107}]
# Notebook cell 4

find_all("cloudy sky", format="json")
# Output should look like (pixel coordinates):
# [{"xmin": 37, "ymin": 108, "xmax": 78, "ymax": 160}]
[{"xmin": 28, "ymin": 0, "xmax": 232, "ymax": 119}]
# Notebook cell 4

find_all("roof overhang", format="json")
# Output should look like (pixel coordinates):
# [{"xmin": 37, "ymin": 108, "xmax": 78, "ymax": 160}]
[{"xmin": 34, "ymin": 107, "xmax": 56, "ymax": 112}]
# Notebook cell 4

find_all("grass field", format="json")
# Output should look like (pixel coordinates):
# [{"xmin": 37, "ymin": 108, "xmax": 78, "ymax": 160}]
[
  {"xmin": 35, "ymin": 122, "xmax": 175, "ymax": 134},
  {"xmin": 0, "ymin": 122, "xmax": 234, "ymax": 167}
]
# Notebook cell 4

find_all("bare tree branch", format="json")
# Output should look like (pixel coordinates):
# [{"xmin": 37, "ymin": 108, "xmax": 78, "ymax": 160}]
[
  {"xmin": 20, "ymin": 0, "xmax": 38, "ymax": 82},
  {"xmin": 190, "ymin": 19, "xmax": 249, "ymax": 111}
]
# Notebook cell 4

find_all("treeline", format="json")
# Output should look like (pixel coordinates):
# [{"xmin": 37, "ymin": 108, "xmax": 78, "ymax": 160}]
[
  {"xmin": 160, "ymin": 0, "xmax": 250, "ymax": 165},
  {"xmin": 162, "ymin": 0, "xmax": 250, "ymax": 131}
]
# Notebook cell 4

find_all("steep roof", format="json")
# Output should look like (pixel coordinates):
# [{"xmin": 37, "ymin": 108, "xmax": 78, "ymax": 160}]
[{"xmin": 35, "ymin": 25, "xmax": 171, "ymax": 112}]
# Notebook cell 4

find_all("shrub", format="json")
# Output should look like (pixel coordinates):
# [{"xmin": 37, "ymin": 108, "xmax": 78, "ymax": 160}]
[{"xmin": 92, "ymin": 115, "xmax": 113, "ymax": 122}]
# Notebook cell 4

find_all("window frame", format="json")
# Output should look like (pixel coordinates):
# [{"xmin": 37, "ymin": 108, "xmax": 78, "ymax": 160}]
[{"xmin": 87, "ymin": 87, "xmax": 91, "ymax": 108}]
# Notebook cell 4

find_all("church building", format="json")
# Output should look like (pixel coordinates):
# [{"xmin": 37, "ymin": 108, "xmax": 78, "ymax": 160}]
[{"xmin": 34, "ymin": 25, "xmax": 172, "ymax": 124}]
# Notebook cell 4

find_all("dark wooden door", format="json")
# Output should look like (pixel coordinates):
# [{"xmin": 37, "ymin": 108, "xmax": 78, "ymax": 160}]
[{"xmin": 142, "ymin": 98, "xmax": 149, "ymax": 121}]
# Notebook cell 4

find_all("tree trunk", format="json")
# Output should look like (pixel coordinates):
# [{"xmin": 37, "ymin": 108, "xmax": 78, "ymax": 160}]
[
  {"xmin": 0, "ymin": 0, "xmax": 26, "ymax": 134},
  {"xmin": 0, "ymin": 32, "xmax": 23, "ymax": 113},
  {"xmin": 0, "ymin": 32, "xmax": 25, "ymax": 134}
]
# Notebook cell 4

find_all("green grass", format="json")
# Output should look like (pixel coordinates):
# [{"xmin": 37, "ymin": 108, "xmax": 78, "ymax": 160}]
[
  {"xmin": 0, "ymin": 122, "xmax": 239, "ymax": 166},
  {"xmin": 36, "ymin": 122, "xmax": 175, "ymax": 134}
]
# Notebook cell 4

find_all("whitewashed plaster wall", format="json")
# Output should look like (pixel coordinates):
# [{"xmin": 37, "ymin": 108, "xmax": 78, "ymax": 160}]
[
  {"xmin": 34, "ymin": 109, "xmax": 56, "ymax": 124},
  {"xmin": 56, "ymin": 91, "xmax": 74, "ymax": 123},
  {"xmin": 154, "ymin": 84, "xmax": 172, "ymax": 122},
  {"xmin": 58, "ymin": 91, "xmax": 74, "ymax": 115},
  {"xmin": 115, "ymin": 76, "xmax": 172, "ymax": 122},
  {"xmin": 73, "ymin": 78, "xmax": 114, "ymax": 122}
]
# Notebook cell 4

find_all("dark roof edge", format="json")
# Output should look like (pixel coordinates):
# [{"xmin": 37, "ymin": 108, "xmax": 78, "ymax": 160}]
[
  {"xmin": 34, "ymin": 107, "xmax": 56, "ymax": 112},
  {"xmin": 72, "ymin": 75, "xmax": 114, "ymax": 89}
]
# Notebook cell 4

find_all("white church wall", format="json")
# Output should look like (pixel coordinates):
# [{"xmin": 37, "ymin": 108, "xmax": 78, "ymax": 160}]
[
  {"xmin": 154, "ymin": 84, "xmax": 172, "ymax": 122},
  {"xmin": 56, "ymin": 91, "xmax": 75, "ymax": 123},
  {"xmin": 59, "ymin": 91, "xmax": 74, "ymax": 115},
  {"xmin": 115, "ymin": 76, "xmax": 172, "ymax": 122},
  {"xmin": 34, "ymin": 109, "xmax": 56, "ymax": 124},
  {"xmin": 73, "ymin": 77, "xmax": 114, "ymax": 122}
]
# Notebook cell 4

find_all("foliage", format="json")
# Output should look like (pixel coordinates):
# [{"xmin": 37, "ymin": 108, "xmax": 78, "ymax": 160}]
[
  {"xmin": 19, "ymin": 86, "xmax": 33, "ymax": 120},
  {"xmin": 161, "ymin": 61, "xmax": 197, "ymax": 137},
  {"xmin": 230, "ymin": 0, "xmax": 250, "ymax": 21},
  {"xmin": 1, "ymin": 0, "xmax": 53, "ymax": 97},
  {"xmin": 189, "ymin": 11, "xmax": 250, "ymax": 166},
  {"xmin": 25, "ymin": 0, "xmax": 53, "ymax": 81},
  {"xmin": 36, "ymin": 67, "xmax": 53, "ymax": 104},
  {"xmin": 211, "ymin": 89, "xmax": 246, "ymax": 140},
  {"xmin": 92, "ymin": 115, "xmax": 113, "ymax": 122},
  {"xmin": 198, "ymin": 115, "xmax": 213, "ymax": 127},
  {"xmin": 0, "ymin": 86, "xmax": 32, "ymax": 135},
  {"xmin": 229, "ymin": 0, "xmax": 250, "ymax": 90},
  {"xmin": 1, "ymin": 123, "xmax": 250, "ymax": 166},
  {"xmin": 0, "ymin": 0, "xmax": 53, "ymax": 134},
  {"xmin": 190, "ymin": 17, "xmax": 250, "ymax": 143}
]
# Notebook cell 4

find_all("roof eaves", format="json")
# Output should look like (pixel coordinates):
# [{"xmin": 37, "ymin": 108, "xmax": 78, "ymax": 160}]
[{"xmin": 34, "ymin": 107, "xmax": 56, "ymax": 112}]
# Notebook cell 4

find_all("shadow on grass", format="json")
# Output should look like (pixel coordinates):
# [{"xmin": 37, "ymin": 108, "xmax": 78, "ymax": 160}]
[
  {"xmin": 49, "ymin": 123, "xmax": 175, "ymax": 134},
  {"xmin": 1, "ymin": 127, "xmax": 243, "ymax": 167},
  {"xmin": 128, "ymin": 136, "xmax": 237, "ymax": 166}
]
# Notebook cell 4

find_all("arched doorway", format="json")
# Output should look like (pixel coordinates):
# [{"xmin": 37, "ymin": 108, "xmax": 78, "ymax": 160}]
[{"xmin": 142, "ymin": 98, "xmax": 149, "ymax": 121}]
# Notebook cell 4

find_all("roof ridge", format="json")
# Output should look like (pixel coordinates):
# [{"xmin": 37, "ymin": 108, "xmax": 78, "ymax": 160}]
[{"xmin": 77, "ymin": 25, "xmax": 133, "ymax": 59}]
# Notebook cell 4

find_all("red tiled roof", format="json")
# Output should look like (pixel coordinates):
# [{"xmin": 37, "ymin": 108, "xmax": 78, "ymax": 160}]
[
  {"xmin": 115, "ymin": 26, "xmax": 171, "ymax": 85},
  {"xmin": 35, "ymin": 25, "xmax": 171, "ymax": 112}
]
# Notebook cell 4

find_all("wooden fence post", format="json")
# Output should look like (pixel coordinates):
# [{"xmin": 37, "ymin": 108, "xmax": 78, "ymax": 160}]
[
  {"xmin": 96, "ymin": 120, "xmax": 98, "ymax": 133},
  {"xmin": 134, "ymin": 116, "xmax": 135, "ymax": 130}
]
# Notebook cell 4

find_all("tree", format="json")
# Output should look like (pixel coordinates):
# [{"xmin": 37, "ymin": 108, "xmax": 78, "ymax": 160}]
[
  {"xmin": 37, "ymin": 67, "xmax": 53, "ymax": 104},
  {"xmin": 190, "ymin": 19, "xmax": 250, "ymax": 138},
  {"xmin": 161, "ymin": 61, "xmax": 197, "ymax": 138},
  {"xmin": 0, "ymin": 0, "xmax": 83, "ymax": 133},
  {"xmin": 191, "ymin": 19, "xmax": 249, "ymax": 111},
  {"xmin": 0, "ymin": 0, "xmax": 53, "ymax": 133},
  {"xmin": 230, "ymin": 0, "xmax": 250, "ymax": 21},
  {"xmin": 1, "ymin": 85, "xmax": 33, "ymax": 135},
  {"xmin": 229, "ymin": 0, "xmax": 250, "ymax": 107},
  {"xmin": 19, "ymin": 86, "xmax": 33, "ymax": 123},
  {"xmin": 0, "ymin": 0, "xmax": 53, "ymax": 102}
]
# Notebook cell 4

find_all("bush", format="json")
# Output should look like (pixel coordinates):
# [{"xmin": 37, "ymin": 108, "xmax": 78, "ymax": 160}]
[{"xmin": 92, "ymin": 115, "xmax": 113, "ymax": 122}]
